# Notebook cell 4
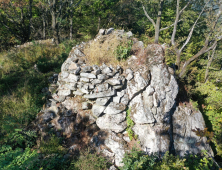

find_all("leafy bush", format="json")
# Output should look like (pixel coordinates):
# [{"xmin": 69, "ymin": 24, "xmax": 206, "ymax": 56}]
[
  {"xmin": 120, "ymin": 147, "xmax": 157, "ymax": 170},
  {"xmin": 70, "ymin": 149, "xmax": 111, "ymax": 170},
  {"xmin": 115, "ymin": 40, "xmax": 133, "ymax": 61},
  {"xmin": 120, "ymin": 148, "xmax": 215, "ymax": 170},
  {"xmin": 40, "ymin": 135, "xmax": 66, "ymax": 154},
  {"xmin": 1, "ymin": 129, "xmax": 37, "ymax": 149}
]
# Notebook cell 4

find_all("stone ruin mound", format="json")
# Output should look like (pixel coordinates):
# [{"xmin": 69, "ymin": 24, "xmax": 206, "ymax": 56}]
[{"xmin": 31, "ymin": 28, "xmax": 213, "ymax": 168}]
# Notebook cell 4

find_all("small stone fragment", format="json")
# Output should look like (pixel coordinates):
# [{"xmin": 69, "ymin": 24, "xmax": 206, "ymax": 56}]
[
  {"xmin": 80, "ymin": 77, "xmax": 90, "ymax": 83},
  {"xmin": 81, "ymin": 66, "xmax": 92, "ymax": 73},
  {"xmin": 97, "ymin": 74, "xmax": 109, "ymax": 80},
  {"xmin": 84, "ymin": 90, "xmax": 116, "ymax": 99}
]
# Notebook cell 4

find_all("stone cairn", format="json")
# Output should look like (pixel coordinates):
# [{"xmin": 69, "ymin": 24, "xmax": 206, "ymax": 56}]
[{"xmin": 34, "ymin": 28, "xmax": 213, "ymax": 168}]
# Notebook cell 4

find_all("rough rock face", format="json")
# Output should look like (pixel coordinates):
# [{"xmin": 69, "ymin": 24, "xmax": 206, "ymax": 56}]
[{"xmin": 33, "ymin": 28, "xmax": 213, "ymax": 168}]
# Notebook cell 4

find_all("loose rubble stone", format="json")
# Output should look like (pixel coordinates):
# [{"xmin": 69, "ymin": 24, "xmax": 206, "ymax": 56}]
[
  {"xmin": 84, "ymin": 89, "xmax": 116, "ymax": 99},
  {"xmin": 58, "ymin": 89, "xmax": 71, "ymax": 96},
  {"xmin": 102, "ymin": 66, "xmax": 113, "ymax": 74},
  {"xmin": 80, "ymin": 77, "xmax": 90, "ymax": 83},
  {"xmin": 74, "ymin": 48, "xmax": 85, "ymax": 57},
  {"xmin": 80, "ymin": 72, "xmax": 96, "ymax": 79},
  {"xmin": 106, "ymin": 78, "xmax": 121, "ymax": 86},
  {"xmin": 82, "ymin": 102, "xmax": 92, "ymax": 110},
  {"xmin": 95, "ymin": 83, "xmax": 109, "ymax": 92},
  {"xmin": 69, "ymin": 62, "xmax": 80, "ymax": 70},
  {"xmin": 68, "ymin": 74, "xmax": 80, "ymax": 82},
  {"xmin": 52, "ymin": 94, "xmax": 66, "ymax": 102},
  {"xmin": 106, "ymin": 28, "xmax": 114, "ymax": 35},
  {"xmin": 81, "ymin": 66, "xmax": 92, "ymax": 73},
  {"xmin": 70, "ymin": 67, "xmax": 81, "ymax": 75},
  {"xmin": 97, "ymin": 74, "xmax": 109, "ymax": 80}
]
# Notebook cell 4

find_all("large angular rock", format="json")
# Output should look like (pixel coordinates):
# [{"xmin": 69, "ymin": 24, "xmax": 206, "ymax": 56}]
[
  {"xmin": 173, "ymin": 106, "xmax": 213, "ymax": 157},
  {"xmin": 133, "ymin": 124, "xmax": 170, "ymax": 155},
  {"xmin": 97, "ymin": 112, "xmax": 126, "ymax": 133},
  {"xmin": 92, "ymin": 104, "xmax": 106, "ymax": 117},
  {"xmin": 129, "ymin": 94, "xmax": 155, "ymax": 124},
  {"xmin": 104, "ymin": 102, "xmax": 126, "ymax": 115},
  {"xmin": 104, "ymin": 132, "xmax": 126, "ymax": 167}
]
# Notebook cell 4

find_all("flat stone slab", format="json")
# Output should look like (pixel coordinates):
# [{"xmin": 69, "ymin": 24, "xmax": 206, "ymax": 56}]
[
  {"xmin": 80, "ymin": 73, "xmax": 96, "ymax": 79},
  {"xmin": 104, "ymin": 102, "xmax": 126, "ymax": 115},
  {"xmin": 84, "ymin": 90, "xmax": 116, "ymax": 99}
]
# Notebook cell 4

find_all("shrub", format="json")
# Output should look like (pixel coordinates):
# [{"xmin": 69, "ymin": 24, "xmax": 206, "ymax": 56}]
[
  {"xmin": 40, "ymin": 135, "xmax": 66, "ymax": 154},
  {"xmin": 115, "ymin": 40, "xmax": 133, "ymax": 61},
  {"xmin": 120, "ymin": 147, "xmax": 157, "ymax": 170},
  {"xmin": 71, "ymin": 149, "xmax": 111, "ymax": 170},
  {"xmin": 120, "ymin": 148, "xmax": 215, "ymax": 170}
]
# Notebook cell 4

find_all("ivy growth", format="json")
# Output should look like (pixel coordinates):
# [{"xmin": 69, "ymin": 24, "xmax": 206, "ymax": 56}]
[{"xmin": 126, "ymin": 107, "xmax": 136, "ymax": 141}]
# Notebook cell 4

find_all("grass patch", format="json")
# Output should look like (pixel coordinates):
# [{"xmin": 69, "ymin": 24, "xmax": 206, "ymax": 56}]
[
  {"xmin": 83, "ymin": 33, "xmax": 132, "ymax": 66},
  {"xmin": 0, "ymin": 40, "xmax": 78, "ymax": 136}
]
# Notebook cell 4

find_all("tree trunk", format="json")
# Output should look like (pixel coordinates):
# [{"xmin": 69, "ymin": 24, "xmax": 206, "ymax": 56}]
[
  {"xmin": 28, "ymin": 0, "xmax": 33, "ymax": 41},
  {"xmin": 98, "ymin": 16, "xmax": 100, "ymax": 31},
  {"xmin": 175, "ymin": 51, "xmax": 181, "ymax": 69},
  {"xmin": 154, "ymin": 0, "xmax": 164, "ymax": 44},
  {"xmin": 205, "ymin": 45, "xmax": 216, "ymax": 82},
  {"xmin": 70, "ymin": 16, "xmax": 73, "ymax": 40},
  {"xmin": 43, "ymin": 16, "xmax": 46, "ymax": 40},
  {"xmin": 179, "ymin": 48, "xmax": 207, "ymax": 78},
  {"xmin": 51, "ymin": 11, "xmax": 60, "ymax": 44}
]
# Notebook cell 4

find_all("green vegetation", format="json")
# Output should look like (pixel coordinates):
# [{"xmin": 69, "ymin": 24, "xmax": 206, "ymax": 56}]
[
  {"xmin": 70, "ymin": 149, "xmax": 112, "ymax": 170},
  {"xmin": 126, "ymin": 107, "xmax": 137, "ymax": 141},
  {"xmin": 0, "ymin": 0, "xmax": 221, "ymax": 169},
  {"xmin": 121, "ymin": 148, "xmax": 215, "ymax": 170},
  {"xmin": 115, "ymin": 40, "xmax": 133, "ymax": 61}
]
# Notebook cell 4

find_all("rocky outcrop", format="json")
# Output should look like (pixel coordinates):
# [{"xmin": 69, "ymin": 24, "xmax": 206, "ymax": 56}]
[{"xmin": 33, "ymin": 28, "xmax": 213, "ymax": 168}]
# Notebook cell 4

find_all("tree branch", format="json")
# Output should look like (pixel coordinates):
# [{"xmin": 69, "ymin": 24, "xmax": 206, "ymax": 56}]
[
  {"xmin": 160, "ymin": 19, "xmax": 182, "ymax": 31},
  {"xmin": 179, "ymin": 0, "xmax": 191, "ymax": 15},
  {"xmin": 142, "ymin": 4, "xmax": 155, "ymax": 27},
  {"xmin": 179, "ymin": 0, "xmax": 210, "ymax": 53}
]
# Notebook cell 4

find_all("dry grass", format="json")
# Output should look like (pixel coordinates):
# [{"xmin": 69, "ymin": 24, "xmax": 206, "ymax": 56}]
[{"xmin": 83, "ymin": 33, "xmax": 131, "ymax": 67}]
